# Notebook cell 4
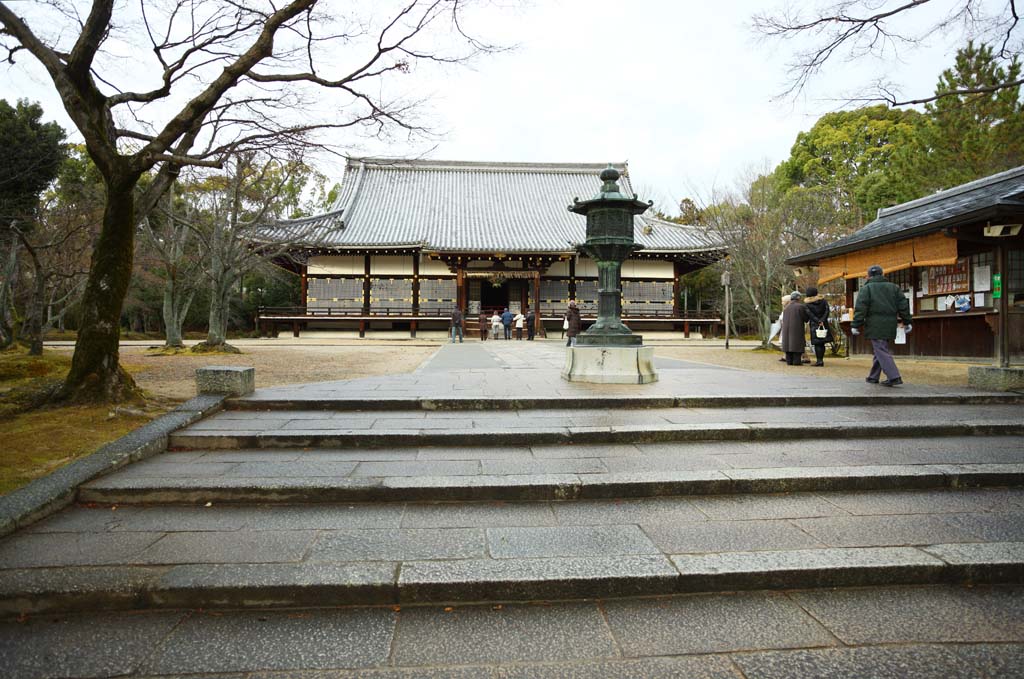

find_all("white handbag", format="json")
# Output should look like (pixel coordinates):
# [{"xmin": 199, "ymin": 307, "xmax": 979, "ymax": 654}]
[{"xmin": 815, "ymin": 323, "xmax": 828, "ymax": 339}]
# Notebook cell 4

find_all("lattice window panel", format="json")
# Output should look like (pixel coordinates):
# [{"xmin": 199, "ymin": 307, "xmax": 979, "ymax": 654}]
[
  {"xmin": 307, "ymin": 277, "xmax": 362, "ymax": 311},
  {"xmin": 370, "ymin": 278, "xmax": 412, "ymax": 313},
  {"xmin": 540, "ymin": 279, "xmax": 570, "ymax": 315},
  {"xmin": 575, "ymin": 279, "xmax": 599, "ymax": 314},
  {"xmin": 622, "ymin": 280, "xmax": 674, "ymax": 316},
  {"xmin": 419, "ymin": 278, "xmax": 457, "ymax": 315}
]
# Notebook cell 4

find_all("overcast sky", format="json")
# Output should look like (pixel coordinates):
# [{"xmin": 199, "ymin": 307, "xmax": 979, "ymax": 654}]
[{"xmin": 3, "ymin": 0, "xmax": 963, "ymax": 215}]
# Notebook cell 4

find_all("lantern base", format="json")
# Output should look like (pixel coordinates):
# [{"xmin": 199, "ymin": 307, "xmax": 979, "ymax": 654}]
[{"xmin": 561, "ymin": 346, "xmax": 658, "ymax": 384}]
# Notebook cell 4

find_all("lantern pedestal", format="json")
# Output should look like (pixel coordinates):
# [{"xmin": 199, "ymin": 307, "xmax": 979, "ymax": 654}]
[
  {"xmin": 561, "ymin": 346, "xmax": 658, "ymax": 384},
  {"xmin": 561, "ymin": 165, "xmax": 658, "ymax": 384}
]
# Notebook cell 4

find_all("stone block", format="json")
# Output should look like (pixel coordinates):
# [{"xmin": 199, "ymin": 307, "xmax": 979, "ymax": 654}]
[
  {"xmin": 969, "ymin": 366, "xmax": 1024, "ymax": 392},
  {"xmin": 561, "ymin": 346, "xmax": 658, "ymax": 384},
  {"xmin": 195, "ymin": 366, "xmax": 255, "ymax": 396}
]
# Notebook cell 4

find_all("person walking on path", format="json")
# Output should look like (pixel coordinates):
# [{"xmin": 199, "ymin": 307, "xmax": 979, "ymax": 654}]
[
  {"xmin": 514, "ymin": 310, "xmax": 525, "ymax": 340},
  {"xmin": 804, "ymin": 287, "xmax": 833, "ymax": 367},
  {"xmin": 564, "ymin": 300, "xmax": 581, "ymax": 347},
  {"xmin": 490, "ymin": 311, "xmax": 502, "ymax": 340},
  {"xmin": 852, "ymin": 264, "xmax": 912, "ymax": 386},
  {"xmin": 526, "ymin": 308, "xmax": 536, "ymax": 341},
  {"xmin": 478, "ymin": 310, "xmax": 489, "ymax": 341},
  {"xmin": 780, "ymin": 291, "xmax": 808, "ymax": 366},
  {"xmin": 501, "ymin": 308, "xmax": 513, "ymax": 340},
  {"xmin": 450, "ymin": 308, "xmax": 464, "ymax": 344}
]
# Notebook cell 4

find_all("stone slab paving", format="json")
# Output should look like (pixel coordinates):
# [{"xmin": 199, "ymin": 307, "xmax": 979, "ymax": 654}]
[
  {"xmin": 236, "ymin": 341, "xmax": 1022, "ymax": 404},
  {"xmin": 3, "ymin": 488, "xmax": 1024, "ymax": 611},
  {"xmin": 1, "ymin": 585, "xmax": 1023, "ymax": 679}
]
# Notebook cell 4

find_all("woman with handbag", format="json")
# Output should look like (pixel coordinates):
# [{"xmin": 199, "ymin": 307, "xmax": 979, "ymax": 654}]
[{"xmin": 804, "ymin": 287, "xmax": 833, "ymax": 367}]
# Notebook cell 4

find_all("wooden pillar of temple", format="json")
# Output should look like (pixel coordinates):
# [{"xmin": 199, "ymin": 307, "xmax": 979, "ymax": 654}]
[
  {"xmin": 456, "ymin": 262, "xmax": 466, "ymax": 312},
  {"xmin": 361, "ymin": 254, "xmax": 371, "ymax": 338},
  {"xmin": 300, "ymin": 267, "xmax": 308, "ymax": 313},
  {"xmin": 533, "ymin": 269, "xmax": 545, "ymax": 338},
  {"xmin": 568, "ymin": 258, "xmax": 577, "ymax": 301},
  {"xmin": 672, "ymin": 260, "xmax": 682, "ymax": 333},
  {"xmin": 411, "ymin": 253, "xmax": 420, "ymax": 338}
]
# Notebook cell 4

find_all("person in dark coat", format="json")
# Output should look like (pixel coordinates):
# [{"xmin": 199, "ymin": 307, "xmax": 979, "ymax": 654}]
[
  {"xmin": 852, "ymin": 264, "xmax": 912, "ymax": 386},
  {"xmin": 478, "ymin": 311, "xmax": 489, "ymax": 341},
  {"xmin": 525, "ymin": 309, "xmax": 536, "ymax": 340},
  {"xmin": 500, "ymin": 308, "xmax": 513, "ymax": 340},
  {"xmin": 450, "ymin": 308, "xmax": 464, "ymax": 344},
  {"xmin": 564, "ymin": 300, "xmax": 582, "ymax": 347},
  {"xmin": 803, "ymin": 286, "xmax": 833, "ymax": 367},
  {"xmin": 780, "ymin": 292, "xmax": 808, "ymax": 365}
]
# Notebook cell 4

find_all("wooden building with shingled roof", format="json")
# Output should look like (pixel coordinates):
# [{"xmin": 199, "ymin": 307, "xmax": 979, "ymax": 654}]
[
  {"xmin": 255, "ymin": 158, "xmax": 726, "ymax": 337},
  {"xmin": 787, "ymin": 165, "xmax": 1024, "ymax": 366}
]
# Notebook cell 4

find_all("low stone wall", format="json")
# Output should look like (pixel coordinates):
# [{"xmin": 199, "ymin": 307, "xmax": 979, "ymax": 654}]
[{"xmin": 968, "ymin": 366, "xmax": 1024, "ymax": 392}]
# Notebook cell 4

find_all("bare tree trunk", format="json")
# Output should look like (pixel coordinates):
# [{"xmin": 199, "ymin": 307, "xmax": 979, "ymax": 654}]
[
  {"xmin": 57, "ymin": 176, "xmax": 139, "ymax": 402},
  {"xmin": 163, "ymin": 282, "xmax": 195, "ymax": 348},
  {"xmin": 20, "ymin": 241, "xmax": 46, "ymax": 356},
  {"xmin": 207, "ymin": 277, "xmax": 233, "ymax": 348},
  {"xmin": 0, "ymin": 234, "xmax": 17, "ymax": 350}
]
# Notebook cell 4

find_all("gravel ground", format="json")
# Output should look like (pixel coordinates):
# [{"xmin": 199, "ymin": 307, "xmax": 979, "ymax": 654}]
[{"xmin": 49, "ymin": 344, "xmax": 439, "ymax": 401}]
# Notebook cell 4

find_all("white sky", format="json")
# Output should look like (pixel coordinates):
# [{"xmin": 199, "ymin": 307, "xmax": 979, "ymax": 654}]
[{"xmin": 2, "ymin": 0, "xmax": 966, "ymax": 215}]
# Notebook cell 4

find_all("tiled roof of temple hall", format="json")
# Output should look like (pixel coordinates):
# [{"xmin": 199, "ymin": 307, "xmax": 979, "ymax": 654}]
[
  {"xmin": 255, "ymin": 158, "xmax": 724, "ymax": 255},
  {"xmin": 788, "ymin": 165, "xmax": 1024, "ymax": 265}
]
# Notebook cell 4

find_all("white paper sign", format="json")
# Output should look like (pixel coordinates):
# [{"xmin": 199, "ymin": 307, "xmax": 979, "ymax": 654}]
[
  {"xmin": 975, "ymin": 292, "xmax": 986, "ymax": 308},
  {"xmin": 937, "ymin": 296, "xmax": 947, "ymax": 311},
  {"xmin": 895, "ymin": 326, "xmax": 907, "ymax": 344},
  {"xmin": 905, "ymin": 291, "xmax": 914, "ymax": 315},
  {"xmin": 974, "ymin": 265, "xmax": 991, "ymax": 292}
]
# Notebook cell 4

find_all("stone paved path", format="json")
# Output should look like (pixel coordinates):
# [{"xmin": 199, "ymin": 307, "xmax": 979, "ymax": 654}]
[
  {"xmin": 2, "ymin": 340, "xmax": 1023, "ymax": 677},
  {"xmin": 2, "ymin": 585, "xmax": 1023, "ymax": 678}
]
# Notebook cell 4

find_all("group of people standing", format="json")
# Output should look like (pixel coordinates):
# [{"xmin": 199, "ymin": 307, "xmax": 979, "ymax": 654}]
[
  {"xmin": 450, "ymin": 307, "xmax": 537, "ymax": 342},
  {"xmin": 776, "ymin": 264, "xmax": 912, "ymax": 387},
  {"xmin": 777, "ymin": 286, "xmax": 834, "ymax": 367}
]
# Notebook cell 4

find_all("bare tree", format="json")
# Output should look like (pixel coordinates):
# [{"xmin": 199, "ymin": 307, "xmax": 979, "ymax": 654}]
[
  {"xmin": 0, "ymin": 235, "xmax": 16, "ymax": 348},
  {"xmin": 0, "ymin": 0, "xmax": 503, "ymax": 401},
  {"xmin": 172, "ymin": 152, "xmax": 318, "ymax": 351},
  {"xmin": 142, "ymin": 185, "xmax": 202, "ymax": 349},
  {"xmin": 697, "ymin": 167, "xmax": 839, "ymax": 347},
  {"xmin": 754, "ymin": 0, "xmax": 1023, "ymax": 105}
]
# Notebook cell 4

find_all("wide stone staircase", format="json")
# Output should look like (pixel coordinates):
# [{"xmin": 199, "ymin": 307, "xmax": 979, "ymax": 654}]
[{"xmin": 3, "ymin": 390, "xmax": 1023, "ymax": 615}]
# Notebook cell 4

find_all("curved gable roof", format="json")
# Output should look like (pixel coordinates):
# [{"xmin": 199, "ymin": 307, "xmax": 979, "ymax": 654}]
[{"xmin": 259, "ymin": 158, "xmax": 723, "ymax": 255}]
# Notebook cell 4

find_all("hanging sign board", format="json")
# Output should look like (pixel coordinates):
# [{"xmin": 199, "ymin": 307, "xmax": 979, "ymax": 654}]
[{"xmin": 993, "ymin": 273, "xmax": 1002, "ymax": 299}]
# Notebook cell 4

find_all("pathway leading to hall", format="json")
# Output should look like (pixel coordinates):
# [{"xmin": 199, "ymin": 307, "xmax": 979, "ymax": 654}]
[{"xmin": 2, "ymin": 340, "xmax": 1022, "ymax": 678}]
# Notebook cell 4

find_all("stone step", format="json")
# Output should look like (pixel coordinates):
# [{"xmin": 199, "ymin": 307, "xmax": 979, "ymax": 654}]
[
  {"xmin": 3, "ymin": 542, "xmax": 1021, "ymax": 615},
  {"xmin": 169, "ymin": 420, "xmax": 1024, "ymax": 451},
  {"xmin": 231, "ymin": 392, "xmax": 1024, "ymax": 412},
  {"xmin": 78, "ymin": 463, "xmax": 1024, "ymax": 505}
]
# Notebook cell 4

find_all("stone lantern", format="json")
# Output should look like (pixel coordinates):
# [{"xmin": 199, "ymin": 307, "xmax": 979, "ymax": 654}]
[{"xmin": 561, "ymin": 166, "xmax": 658, "ymax": 384}]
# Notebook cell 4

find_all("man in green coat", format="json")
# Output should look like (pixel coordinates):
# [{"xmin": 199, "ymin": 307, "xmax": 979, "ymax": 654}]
[{"xmin": 851, "ymin": 265, "xmax": 913, "ymax": 386}]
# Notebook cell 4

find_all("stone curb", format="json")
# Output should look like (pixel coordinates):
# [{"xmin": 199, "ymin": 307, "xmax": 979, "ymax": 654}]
[
  {"xmin": 77, "ymin": 464, "xmax": 1024, "ymax": 505},
  {"xmin": 2, "ymin": 543, "xmax": 1021, "ymax": 616},
  {"xmin": 0, "ymin": 395, "xmax": 226, "ymax": 539},
  {"xmin": 167, "ymin": 421, "xmax": 1024, "ymax": 451},
  {"xmin": 229, "ymin": 393, "xmax": 1024, "ymax": 411}
]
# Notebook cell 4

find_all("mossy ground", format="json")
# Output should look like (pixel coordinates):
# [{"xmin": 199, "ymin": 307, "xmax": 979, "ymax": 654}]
[{"xmin": 0, "ymin": 347, "xmax": 169, "ymax": 495}]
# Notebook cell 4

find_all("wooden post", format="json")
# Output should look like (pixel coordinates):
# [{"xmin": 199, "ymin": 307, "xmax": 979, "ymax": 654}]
[
  {"xmin": 684, "ymin": 320, "xmax": 690, "ymax": 338},
  {"xmin": 568, "ymin": 258, "xmax": 577, "ymax": 300},
  {"xmin": 996, "ymin": 243, "xmax": 1009, "ymax": 367},
  {"xmin": 301, "ymin": 266, "xmax": 308, "ymax": 313},
  {"xmin": 361, "ymin": 254, "xmax": 371, "ymax": 339},
  {"xmin": 411, "ymin": 253, "xmax": 420, "ymax": 338},
  {"xmin": 456, "ymin": 262, "xmax": 466, "ymax": 312},
  {"xmin": 672, "ymin": 260, "xmax": 682, "ymax": 334},
  {"xmin": 533, "ymin": 269, "xmax": 545, "ymax": 338}
]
